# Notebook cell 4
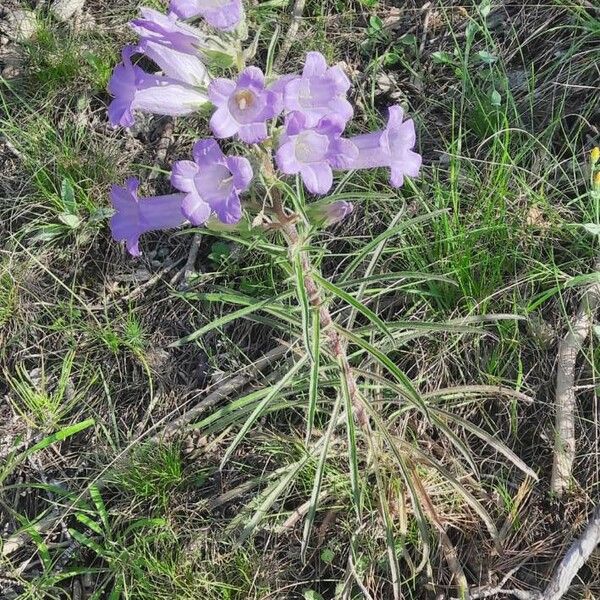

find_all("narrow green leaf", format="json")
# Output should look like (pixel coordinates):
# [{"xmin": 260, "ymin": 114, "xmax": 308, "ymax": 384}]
[
  {"xmin": 89, "ymin": 485, "xmax": 109, "ymax": 533},
  {"xmin": 68, "ymin": 528, "xmax": 107, "ymax": 558},
  {"xmin": 301, "ymin": 393, "xmax": 343, "ymax": 561},
  {"xmin": 2, "ymin": 419, "xmax": 95, "ymax": 484},
  {"xmin": 313, "ymin": 272, "xmax": 393, "ymax": 342},
  {"xmin": 294, "ymin": 253, "xmax": 313, "ymax": 359},
  {"xmin": 337, "ymin": 326, "xmax": 429, "ymax": 418},
  {"xmin": 338, "ymin": 357, "xmax": 361, "ymax": 520},
  {"xmin": 75, "ymin": 513, "xmax": 104, "ymax": 536},
  {"xmin": 306, "ymin": 308, "xmax": 321, "ymax": 443},
  {"xmin": 220, "ymin": 356, "xmax": 308, "ymax": 468},
  {"xmin": 340, "ymin": 209, "xmax": 447, "ymax": 283}
]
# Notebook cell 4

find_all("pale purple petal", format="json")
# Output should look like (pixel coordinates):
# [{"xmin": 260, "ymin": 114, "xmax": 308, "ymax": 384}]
[
  {"xmin": 110, "ymin": 178, "xmax": 187, "ymax": 256},
  {"xmin": 328, "ymin": 97, "xmax": 354, "ymax": 125},
  {"xmin": 107, "ymin": 45, "xmax": 208, "ymax": 126},
  {"xmin": 238, "ymin": 66, "xmax": 265, "ymax": 90},
  {"xmin": 171, "ymin": 137, "xmax": 252, "ymax": 226},
  {"xmin": 342, "ymin": 105, "xmax": 422, "ymax": 187},
  {"xmin": 202, "ymin": 0, "xmax": 244, "ymax": 31},
  {"xmin": 139, "ymin": 40, "xmax": 208, "ymax": 86},
  {"xmin": 169, "ymin": 0, "xmax": 203, "ymax": 19},
  {"xmin": 300, "ymin": 163, "xmax": 333, "ymax": 195},
  {"xmin": 211, "ymin": 191, "xmax": 242, "ymax": 224},
  {"xmin": 192, "ymin": 139, "xmax": 225, "ymax": 166},
  {"xmin": 108, "ymin": 98, "xmax": 134, "ymax": 128},
  {"xmin": 207, "ymin": 67, "xmax": 278, "ymax": 141},
  {"xmin": 328, "ymin": 65, "xmax": 351, "ymax": 92},
  {"xmin": 133, "ymin": 83, "xmax": 208, "ymax": 116},
  {"xmin": 283, "ymin": 52, "xmax": 353, "ymax": 127},
  {"xmin": 209, "ymin": 78, "xmax": 237, "ymax": 105},
  {"xmin": 303, "ymin": 51, "xmax": 328, "ymax": 77},
  {"xmin": 238, "ymin": 121, "xmax": 268, "ymax": 144},
  {"xmin": 182, "ymin": 193, "xmax": 212, "ymax": 225},
  {"xmin": 171, "ymin": 160, "xmax": 199, "ymax": 193},
  {"xmin": 283, "ymin": 110, "xmax": 308, "ymax": 136},
  {"xmin": 210, "ymin": 107, "xmax": 240, "ymax": 138},
  {"xmin": 325, "ymin": 201, "xmax": 354, "ymax": 225},
  {"xmin": 328, "ymin": 137, "xmax": 358, "ymax": 169},
  {"xmin": 275, "ymin": 140, "xmax": 300, "ymax": 174},
  {"xmin": 131, "ymin": 8, "xmax": 202, "ymax": 54},
  {"xmin": 269, "ymin": 74, "xmax": 298, "ymax": 99},
  {"xmin": 169, "ymin": 0, "xmax": 244, "ymax": 31},
  {"xmin": 226, "ymin": 156, "xmax": 253, "ymax": 191}
]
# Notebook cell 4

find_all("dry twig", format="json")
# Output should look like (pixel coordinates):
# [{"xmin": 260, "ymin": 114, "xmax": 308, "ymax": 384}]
[
  {"xmin": 551, "ymin": 257, "xmax": 600, "ymax": 495},
  {"xmin": 273, "ymin": 0, "xmax": 306, "ymax": 72}
]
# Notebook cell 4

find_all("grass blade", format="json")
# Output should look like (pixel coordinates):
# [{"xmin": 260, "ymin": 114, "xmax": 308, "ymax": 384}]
[
  {"xmin": 313, "ymin": 272, "xmax": 393, "ymax": 342},
  {"xmin": 339, "ymin": 357, "xmax": 361, "ymax": 520},
  {"xmin": 301, "ymin": 393, "xmax": 343, "ymax": 561},
  {"xmin": 306, "ymin": 308, "xmax": 321, "ymax": 443},
  {"xmin": 220, "ymin": 356, "xmax": 308, "ymax": 469}
]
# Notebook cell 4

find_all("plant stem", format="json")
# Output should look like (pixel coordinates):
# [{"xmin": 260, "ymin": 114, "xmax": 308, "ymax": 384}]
[{"xmin": 280, "ymin": 216, "xmax": 368, "ymax": 427}]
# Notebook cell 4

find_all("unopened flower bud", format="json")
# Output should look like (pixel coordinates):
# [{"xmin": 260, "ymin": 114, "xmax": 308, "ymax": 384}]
[{"xmin": 307, "ymin": 200, "xmax": 354, "ymax": 226}]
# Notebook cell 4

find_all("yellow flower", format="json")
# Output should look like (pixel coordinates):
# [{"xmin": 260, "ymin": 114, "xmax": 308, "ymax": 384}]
[{"xmin": 592, "ymin": 147, "xmax": 600, "ymax": 165}]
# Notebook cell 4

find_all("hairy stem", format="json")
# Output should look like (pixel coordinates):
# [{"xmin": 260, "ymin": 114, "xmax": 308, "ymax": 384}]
[{"xmin": 280, "ymin": 218, "xmax": 368, "ymax": 427}]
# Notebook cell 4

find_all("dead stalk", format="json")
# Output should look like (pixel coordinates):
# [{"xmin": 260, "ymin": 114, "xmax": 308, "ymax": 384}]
[
  {"xmin": 551, "ymin": 256, "xmax": 600, "ymax": 495},
  {"xmin": 273, "ymin": 0, "xmax": 306, "ymax": 72},
  {"xmin": 453, "ymin": 504, "xmax": 600, "ymax": 600}
]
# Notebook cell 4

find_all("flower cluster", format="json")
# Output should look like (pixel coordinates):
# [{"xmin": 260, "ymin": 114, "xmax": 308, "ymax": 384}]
[{"xmin": 108, "ymin": 0, "xmax": 422, "ymax": 255}]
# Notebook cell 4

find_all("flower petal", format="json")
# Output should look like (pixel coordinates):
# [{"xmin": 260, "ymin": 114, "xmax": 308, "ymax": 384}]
[
  {"xmin": 202, "ymin": 0, "xmax": 244, "ymax": 31},
  {"xmin": 171, "ymin": 160, "xmax": 199, "ymax": 193},
  {"xmin": 328, "ymin": 138, "xmax": 359, "ymax": 169},
  {"xmin": 210, "ymin": 106, "xmax": 240, "ymax": 138},
  {"xmin": 238, "ymin": 66, "xmax": 265, "ymax": 91},
  {"xmin": 208, "ymin": 78, "xmax": 236, "ymax": 105},
  {"xmin": 182, "ymin": 192, "xmax": 212, "ymax": 225},
  {"xmin": 300, "ymin": 163, "xmax": 333, "ymax": 195},
  {"xmin": 211, "ymin": 191, "xmax": 242, "ymax": 224},
  {"xmin": 134, "ymin": 81, "xmax": 209, "ymax": 116},
  {"xmin": 303, "ymin": 51, "xmax": 327, "ymax": 77},
  {"xmin": 275, "ymin": 140, "xmax": 301, "ymax": 174},
  {"xmin": 139, "ymin": 40, "xmax": 208, "ymax": 86},
  {"xmin": 192, "ymin": 139, "xmax": 225, "ymax": 167},
  {"xmin": 226, "ymin": 156, "xmax": 253, "ymax": 191},
  {"xmin": 238, "ymin": 121, "xmax": 268, "ymax": 144}
]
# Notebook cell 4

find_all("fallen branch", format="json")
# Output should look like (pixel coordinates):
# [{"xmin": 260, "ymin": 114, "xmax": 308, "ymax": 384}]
[
  {"xmin": 542, "ymin": 504, "xmax": 600, "ymax": 599},
  {"xmin": 273, "ymin": 0, "xmax": 306, "ymax": 72},
  {"xmin": 551, "ymin": 257, "xmax": 600, "ymax": 495},
  {"xmin": 451, "ymin": 504, "xmax": 600, "ymax": 600},
  {"xmin": 148, "ymin": 343, "xmax": 291, "ymax": 443}
]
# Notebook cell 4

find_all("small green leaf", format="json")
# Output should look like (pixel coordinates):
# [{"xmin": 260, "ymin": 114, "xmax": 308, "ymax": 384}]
[
  {"xmin": 60, "ymin": 179, "xmax": 77, "ymax": 213},
  {"xmin": 582, "ymin": 223, "xmax": 600, "ymax": 237},
  {"xmin": 58, "ymin": 213, "xmax": 82, "ymax": 229},
  {"xmin": 479, "ymin": 0, "xmax": 492, "ymax": 18},
  {"xmin": 320, "ymin": 548, "xmax": 335, "ymax": 564},
  {"xmin": 368, "ymin": 15, "xmax": 383, "ymax": 30},
  {"xmin": 431, "ymin": 51, "xmax": 455, "ymax": 65},
  {"xmin": 476, "ymin": 50, "xmax": 498, "ymax": 64},
  {"xmin": 209, "ymin": 241, "xmax": 231, "ymax": 263},
  {"xmin": 31, "ymin": 224, "xmax": 65, "ymax": 242},
  {"xmin": 399, "ymin": 33, "xmax": 417, "ymax": 46},
  {"xmin": 490, "ymin": 88, "xmax": 502, "ymax": 107}
]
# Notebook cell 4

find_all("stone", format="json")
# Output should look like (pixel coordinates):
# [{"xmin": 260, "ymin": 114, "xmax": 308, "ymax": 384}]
[
  {"xmin": 50, "ymin": 0, "xmax": 85, "ymax": 22},
  {"xmin": 1, "ymin": 8, "xmax": 37, "ymax": 42}
]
